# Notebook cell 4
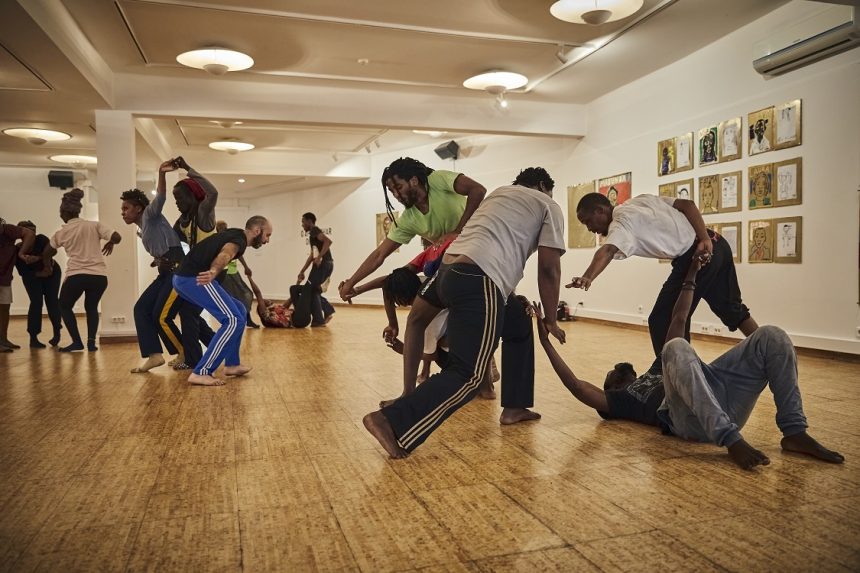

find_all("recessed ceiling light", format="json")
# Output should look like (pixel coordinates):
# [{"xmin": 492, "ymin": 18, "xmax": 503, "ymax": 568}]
[
  {"xmin": 3, "ymin": 128, "xmax": 71, "ymax": 145},
  {"xmin": 357, "ymin": 58, "xmax": 370, "ymax": 65},
  {"xmin": 463, "ymin": 71, "xmax": 528, "ymax": 91},
  {"xmin": 412, "ymin": 130, "xmax": 448, "ymax": 138},
  {"xmin": 238, "ymin": 178, "xmax": 246, "ymax": 183},
  {"xmin": 176, "ymin": 48, "xmax": 254, "ymax": 75},
  {"xmin": 550, "ymin": 0, "xmax": 644, "ymax": 25},
  {"xmin": 49, "ymin": 154, "xmax": 97, "ymax": 167},
  {"xmin": 208, "ymin": 141, "xmax": 255, "ymax": 154},
  {"xmin": 150, "ymin": 190, "xmax": 157, "ymax": 196}
]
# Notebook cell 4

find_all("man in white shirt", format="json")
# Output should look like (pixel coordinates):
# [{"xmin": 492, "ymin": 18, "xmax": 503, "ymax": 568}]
[
  {"xmin": 363, "ymin": 168, "xmax": 568, "ymax": 458},
  {"xmin": 569, "ymin": 193, "xmax": 758, "ymax": 373}
]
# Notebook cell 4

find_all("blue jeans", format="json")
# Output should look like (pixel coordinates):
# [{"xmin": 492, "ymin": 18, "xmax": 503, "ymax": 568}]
[{"xmin": 658, "ymin": 326, "xmax": 807, "ymax": 447}]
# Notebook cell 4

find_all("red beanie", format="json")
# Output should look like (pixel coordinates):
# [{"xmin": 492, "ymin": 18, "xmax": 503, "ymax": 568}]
[{"xmin": 180, "ymin": 178, "xmax": 206, "ymax": 201}]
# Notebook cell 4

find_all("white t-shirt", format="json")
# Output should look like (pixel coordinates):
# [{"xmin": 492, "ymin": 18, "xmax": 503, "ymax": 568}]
[
  {"xmin": 423, "ymin": 309, "xmax": 449, "ymax": 355},
  {"xmin": 448, "ymin": 185, "xmax": 566, "ymax": 297},
  {"xmin": 51, "ymin": 218, "xmax": 115, "ymax": 277},
  {"xmin": 605, "ymin": 195, "xmax": 695, "ymax": 260}
]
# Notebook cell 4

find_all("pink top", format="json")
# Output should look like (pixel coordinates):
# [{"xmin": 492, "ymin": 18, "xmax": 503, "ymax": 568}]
[{"xmin": 50, "ymin": 218, "xmax": 114, "ymax": 277}]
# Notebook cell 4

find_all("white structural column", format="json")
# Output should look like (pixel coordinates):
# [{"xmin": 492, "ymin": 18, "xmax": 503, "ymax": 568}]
[{"xmin": 95, "ymin": 109, "xmax": 138, "ymax": 340}]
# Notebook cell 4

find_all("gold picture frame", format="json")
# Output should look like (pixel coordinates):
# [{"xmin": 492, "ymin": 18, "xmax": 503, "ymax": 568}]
[
  {"xmin": 773, "ymin": 216, "xmax": 802, "ymax": 263},
  {"xmin": 748, "ymin": 163, "xmax": 774, "ymax": 210},
  {"xmin": 748, "ymin": 106, "xmax": 774, "ymax": 156},
  {"xmin": 774, "ymin": 99, "xmax": 802, "ymax": 150},
  {"xmin": 567, "ymin": 182, "xmax": 597, "ymax": 248},
  {"xmin": 718, "ymin": 117, "xmax": 742, "ymax": 163},
  {"xmin": 658, "ymin": 183, "xmax": 676, "ymax": 198},
  {"xmin": 773, "ymin": 157, "xmax": 802, "ymax": 207},
  {"xmin": 718, "ymin": 171, "xmax": 742, "ymax": 213},
  {"xmin": 698, "ymin": 126, "xmax": 719, "ymax": 167},
  {"xmin": 674, "ymin": 132, "xmax": 693, "ymax": 173},
  {"xmin": 657, "ymin": 138, "xmax": 675, "ymax": 176},
  {"xmin": 715, "ymin": 221, "xmax": 741, "ymax": 263},
  {"xmin": 674, "ymin": 178, "xmax": 694, "ymax": 201},
  {"xmin": 698, "ymin": 174, "xmax": 720, "ymax": 214},
  {"xmin": 748, "ymin": 219, "xmax": 774, "ymax": 263}
]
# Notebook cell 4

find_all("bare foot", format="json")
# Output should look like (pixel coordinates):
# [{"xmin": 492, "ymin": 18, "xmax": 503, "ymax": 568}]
[
  {"xmin": 479, "ymin": 385, "xmax": 496, "ymax": 400},
  {"xmin": 131, "ymin": 354, "xmax": 165, "ymax": 374},
  {"xmin": 781, "ymin": 432, "xmax": 844, "ymax": 464},
  {"xmin": 490, "ymin": 359, "xmax": 500, "ymax": 383},
  {"xmin": 224, "ymin": 365, "xmax": 252, "ymax": 377},
  {"xmin": 362, "ymin": 411, "xmax": 408, "ymax": 459},
  {"xmin": 188, "ymin": 373, "xmax": 225, "ymax": 386},
  {"xmin": 499, "ymin": 407, "xmax": 541, "ymax": 425},
  {"xmin": 727, "ymin": 439, "xmax": 770, "ymax": 470}
]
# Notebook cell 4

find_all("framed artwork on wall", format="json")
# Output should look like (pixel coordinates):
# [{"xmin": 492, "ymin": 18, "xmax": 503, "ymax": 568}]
[
  {"xmin": 748, "ymin": 219, "xmax": 774, "ymax": 263},
  {"xmin": 774, "ymin": 216, "xmax": 802, "ymax": 263},
  {"xmin": 715, "ymin": 222, "xmax": 741, "ymax": 263},
  {"xmin": 675, "ymin": 132, "xmax": 693, "ymax": 172},
  {"xmin": 674, "ymin": 178, "xmax": 694, "ymax": 201},
  {"xmin": 719, "ymin": 171, "xmax": 742, "ymax": 213},
  {"xmin": 567, "ymin": 182, "xmax": 597, "ymax": 248},
  {"xmin": 718, "ymin": 117, "xmax": 742, "ymax": 162},
  {"xmin": 698, "ymin": 126, "xmax": 719, "ymax": 166},
  {"xmin": 376, "ymin": 212, "xmax": 399, "ymax": 246},
  {"xmin": 748, "ymin": 106, "xmax": 774, "ymax": 156},
  {"xmin": 774, "ymin": 99, "xmax": 802, "ymax": 150},
  {"xmin": 698, "ymin": 175, "xmax": 720, "ymax": 214},
  {"xmin": 659, "ymin": 183, "xmax": 676, "ymax": 198},
  {"xmin": 598, "ymin": 172, "xmax": 632, "ymax": 206},
  {"xmin": 657, "ymin": 138, "xmax": 675, "ymax": 176},
  {"xmin": 773, "ymin": 157, "xmax": 802, "ymax": 207},
  {"xmin": 748, "ymin": 163, "xmax": 774, "ymax": 210}
]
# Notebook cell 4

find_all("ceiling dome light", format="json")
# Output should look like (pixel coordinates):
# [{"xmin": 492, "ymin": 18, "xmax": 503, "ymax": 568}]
[
  {"xmin": 3, "ymin": 128, "xmax": 71, "ymax": 146},
  {"xmin": 49, "ymin": 154, "xmax": 97, "ymax": 168},
  {"xmin": 176, "ymin": 48, "xmax": 254, "ymax": 75},
  {"xmin": 550, "ymin": 0, "xmax": 644, "ymax": 25},
  {"xmin": 208, "ymin": 140, "xmax": 255, "ymax": 154},
  {"xmin": 463, "ymin": 71, "xmax": 528, "ymax": 92}
]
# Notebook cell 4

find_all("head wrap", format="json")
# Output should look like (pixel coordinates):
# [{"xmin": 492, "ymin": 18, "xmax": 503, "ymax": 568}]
[
  {"xmin": 179, "ymin": 177, "xmax": 206, "ymax": 201},
  {"xmin": 61, "ymin": 188, "xmax": 84, "ymax": 215}
]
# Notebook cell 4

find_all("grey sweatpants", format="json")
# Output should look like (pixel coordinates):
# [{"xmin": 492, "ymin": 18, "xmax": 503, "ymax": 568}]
[{"xmin": 658, "ymin": 326, "xmax": 808, "ymax": 447}]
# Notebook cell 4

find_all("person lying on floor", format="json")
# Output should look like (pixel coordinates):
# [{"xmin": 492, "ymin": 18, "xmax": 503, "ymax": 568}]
[
  {"xmin": 535, "ymin": 256, "xmax": 843, "ymax": 470},
  {"xmin": 247, "ymin": 275, "xmax": 293, "ymax": 328}
]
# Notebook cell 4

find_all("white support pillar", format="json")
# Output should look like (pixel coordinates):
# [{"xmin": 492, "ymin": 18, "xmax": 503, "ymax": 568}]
[{"xmin": 95, "ymin": 110, "xmax": 138, "ymax": 340}]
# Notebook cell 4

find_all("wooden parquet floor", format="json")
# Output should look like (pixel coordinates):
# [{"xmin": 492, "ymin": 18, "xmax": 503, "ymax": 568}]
[{"xmin": 0, "ymin": 307, "xmax": 858, "ymax": 572}]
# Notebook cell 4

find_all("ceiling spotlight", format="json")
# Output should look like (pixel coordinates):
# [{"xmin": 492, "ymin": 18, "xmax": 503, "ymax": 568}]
[
  {"xmin": 412, "ymin": 130, "xmax": 448, "ymax": 138},
  {"xmin": 208, "ymin": 140, "xmax": 255, "ymax": 154},
  {"xmin": 365, "ymin": 146, "xmax": 371, "ymax": 154},
  {"xmin": 238, "ymin": 178, "xmax": 246, "ymax": 183},
  {"xmin": 374, "ymin": 140, "xmax": 381, "ymax": 149},
  {"xmin": 150, "ymin": 190, "xmax": 157, "ymax": 196},
  {"xmin": 331, "ymin": 153, "xmax": 339, "ymax": 163},
  {"xmin": 49, "ymin": 154, "xmax": 97, "ymax": 168},
  {"xmin": 176, "ymin": 48, "xmax": 254, "ymax": 75},
  {"xmin": 550, "ymin": 0, "xmax": 644, "ymax": 25},
  {"xmin": 211, "ymin": 120, "xmax": 243, "ymax": 128},
  {"xmin": 3, "ymin": 128, "xmax": 71, "ymax": 146}
]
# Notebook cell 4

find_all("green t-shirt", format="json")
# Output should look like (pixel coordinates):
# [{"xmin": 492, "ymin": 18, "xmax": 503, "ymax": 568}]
[
  {"xmin": 226, "ymin": 259, "xmax": 238, "ymax": 275},
  {"xmin": 387, "ymin": 170, "xmax": 465, "ymax": 245}
]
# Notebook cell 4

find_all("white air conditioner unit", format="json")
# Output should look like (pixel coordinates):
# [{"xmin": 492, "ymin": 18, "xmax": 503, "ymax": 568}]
[{"xmin": 753, "ymin": 4, "xmax": 859, "ymax": 76}]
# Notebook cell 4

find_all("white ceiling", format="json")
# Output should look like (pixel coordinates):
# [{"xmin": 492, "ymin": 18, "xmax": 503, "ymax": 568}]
[{"xmin": 0, "ymin": 0, "xmax": 789, "ymax": 197}]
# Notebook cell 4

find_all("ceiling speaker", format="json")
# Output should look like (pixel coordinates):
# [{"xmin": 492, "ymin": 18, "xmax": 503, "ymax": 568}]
[{"xmin": 434, "ymin": 140, "xmax": 459, "ymax": 161}]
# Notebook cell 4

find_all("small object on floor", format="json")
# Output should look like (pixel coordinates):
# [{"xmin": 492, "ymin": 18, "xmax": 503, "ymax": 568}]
[
  {"xmin": 87, "ymin": 339, "xmax": 98, "ymax": 352},
  {"xmin": 59, "ymin": 341, "xmax": 85, "ymax": 352},
  {"xmin": 30, "ymin": 337, "xmax": 46, "ymax": 349},
  {"xmin": 172, "ymin": 361, "xmax": 192, "ymax": 371}
]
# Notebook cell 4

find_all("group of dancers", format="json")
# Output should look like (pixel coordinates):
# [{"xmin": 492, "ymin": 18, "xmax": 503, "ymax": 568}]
[{"xmin": 0, "ymin": 155, "xmax": 844, "ymax": 469}]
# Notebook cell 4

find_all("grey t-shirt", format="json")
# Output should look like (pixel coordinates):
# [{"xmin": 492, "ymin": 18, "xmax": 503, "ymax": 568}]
[
  {"xmin": 447, "ymin": 185, "xmax": 566, "ymax": 297},
  {"xmin": 140, "ymin": 192, "xmax": 181, "ymax": 258}
]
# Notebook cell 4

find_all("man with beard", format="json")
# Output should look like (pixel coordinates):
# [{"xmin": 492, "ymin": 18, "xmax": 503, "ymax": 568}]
[{"xmin": 172, "ymin": 216, "xmax": 272, "ymax": 386}]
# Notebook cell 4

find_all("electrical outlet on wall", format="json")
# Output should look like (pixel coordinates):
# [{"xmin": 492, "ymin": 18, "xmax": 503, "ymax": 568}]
[
  {"xmin": 700, "ymin": 324, "xmax": 710, "ymax": 333},
  {"xmin": 713, "ymin": 326, "xmax": 723, "ymax": 334}
]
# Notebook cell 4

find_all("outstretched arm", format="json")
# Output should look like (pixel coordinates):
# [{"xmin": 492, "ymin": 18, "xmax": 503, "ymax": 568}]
[
  {"xmin": 665, "ymin": 258, "xmax": 701, "ymax": 343},
  {"xmin": 338, "ymin": 238, "xmax": 400, "ymax": 300},
  {"xmin": 534, "ymin": 304, "xmax": 608, "ymax": 412},
  {"xmin": 537, "ymin": 246, "xmax": 565, "ymax": 344},
  {"xmin": 567, "ymin": 244, "xmax": 618, "ymax": 290},
  {"xmin": 101, "ymin": 231, "xmax": 122, "ymax": 256},
  {"xmin": 247, "ymin": 275, "xmax": 266, "ymax": 309}
]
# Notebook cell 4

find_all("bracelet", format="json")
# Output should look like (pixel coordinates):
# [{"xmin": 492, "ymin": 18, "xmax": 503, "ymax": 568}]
[
  {"xmin": 681, "ymin": 281, "xmax": 696, "ymax": 288},
  {"xmin": 681, "ymin": 286, "xmax": 695, "ymax": 291}
]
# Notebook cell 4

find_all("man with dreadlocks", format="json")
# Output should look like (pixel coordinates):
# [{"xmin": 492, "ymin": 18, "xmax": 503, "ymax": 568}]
[
  {"xmin": 120, "ymin": 159, "xmax": 187, "ymax": 373},
  {"xmin": 169, "ymin": 156, "xmax": 217, "ymax": 370}
]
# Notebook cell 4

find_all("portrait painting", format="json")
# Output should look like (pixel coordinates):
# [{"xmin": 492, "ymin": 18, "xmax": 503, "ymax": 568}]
[
  {"xmin": 774, "ymin": 99, "xmax": 802, "ymax": 150},
  {"xmin": 698, "ymin": 126, "xmax": 719, "ymax": 166},
  {"xmin": 598, "ymin": 172, "xmax": 632, "ymax": 206},
  {"xmin": 698, "ymin": 175, "xmax": 720, "ymax": 214},
  {"xmin": 774, "ymin": 216, "xmax": 802, "ymax": 263},
  {"xmin": 674, "ymin": 179, "xmax": 693, "ymax": 201},
  {"xmin": 748, "ymin": 106, "xmax": 774, "ymax": 156},
  {"xmin": 774, "ymin": 157, "xmax": 802, "ymax": 207},
  {"xmin": 748, "ymin": 220, "xmax": 774, "ymax": 263},
  {"xmin": 657, "ymin": 139, "xmax": 675, "ymax": 176},
  {"xmin": 658, "ymin": 183, "xmax": 676, "ymax": 198},
  {"xmin": 719, "ymin": 171, "xmax": 741, "ymax": 213},
  {"xmin": 567, "ymin": 182, "xmax": 597, "ymax": 248},
  {"xmin": 674, "ymin": 132, "xmax": 693, "ymax": 172},
  {"xmin": 716, "ymin": 222, "xmax": 741, "ymax": 263},
  {"xmin": 718, "ymin": 117, "xmax": 742, "ymax": 162},
  {"xmin": 376, "ymin": 211, "xmax": 399, "ymax": 246},
  {"xmin": 748, "ymin": 163, "xmax": 773, "ymax": 210}
]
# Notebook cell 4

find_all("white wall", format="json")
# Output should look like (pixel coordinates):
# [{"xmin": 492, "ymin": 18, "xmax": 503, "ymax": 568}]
[{"xmin": 551, "ymin": 0, "xmax": 860, "ymax": 353}]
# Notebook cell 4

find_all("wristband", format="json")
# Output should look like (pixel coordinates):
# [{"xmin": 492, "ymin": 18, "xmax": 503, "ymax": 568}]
[{"xmin": 681, "ymin": 281, "xmax": 696, "ymax": 288}]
